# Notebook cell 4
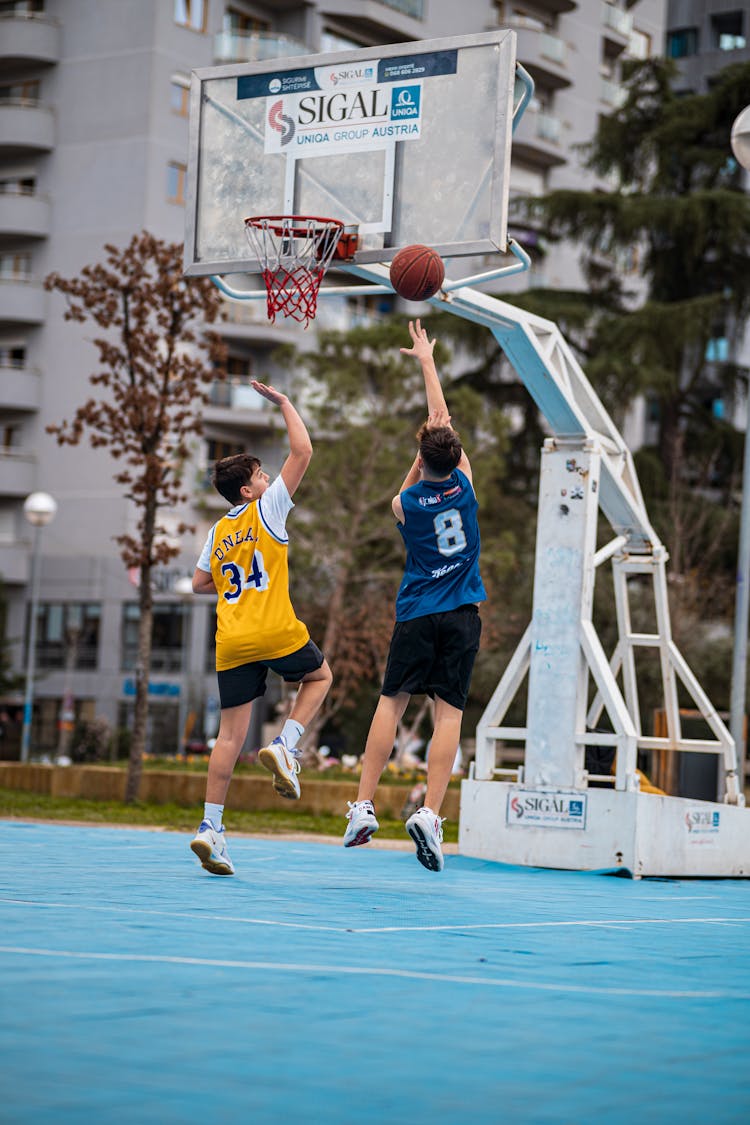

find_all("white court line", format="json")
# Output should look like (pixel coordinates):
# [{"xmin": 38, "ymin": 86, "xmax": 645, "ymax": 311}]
[
  {"xmin": 1, "ymin": 897, "xmax": 749, "ymax": 935},
  {"xmin": 0, "ymin": 945, "xmax": 747, "ymax": 999},
  {"xmin": 0, "ymin": 897, "xmax": 342, "ymax": 932}
]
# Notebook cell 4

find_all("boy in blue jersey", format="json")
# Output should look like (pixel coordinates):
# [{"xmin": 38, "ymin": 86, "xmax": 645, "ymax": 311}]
[{"xmin": 344, "ymin": 320, "xmax": 485, "ymax": 871}]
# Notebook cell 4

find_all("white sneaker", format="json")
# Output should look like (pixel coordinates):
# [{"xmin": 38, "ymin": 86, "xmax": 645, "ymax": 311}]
[
  {"xmin": 343, "ymin": 800, "xmax": 379, "ymax": 847},
  {"xmin": 258, "ymin": 736, "xmax": 301, "ymax": 800},
  {"xmin": 190, "ymin": 820, "xmax": 235, "ymax": 876},
  {"xmin": 405, "ymin": 806, "xmax": 445, "ymax": 872}
]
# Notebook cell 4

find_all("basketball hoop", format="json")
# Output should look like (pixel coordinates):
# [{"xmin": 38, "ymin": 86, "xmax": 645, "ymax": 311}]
[{"xmin": 244, "ymin": 215, "xmax": 356, "ymax": 328}]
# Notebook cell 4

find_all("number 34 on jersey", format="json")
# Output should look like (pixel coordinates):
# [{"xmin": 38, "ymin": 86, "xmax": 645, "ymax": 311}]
[{"xmin": 221, "ymin": 550, "xmax": 269, "ymax": 601}]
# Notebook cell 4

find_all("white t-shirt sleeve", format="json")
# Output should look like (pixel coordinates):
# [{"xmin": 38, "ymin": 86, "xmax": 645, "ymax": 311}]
[
  {"xmin": 257, "ymin": 476, "xmax": 294, "ymax": 542},
  {"xmin": 196, "ymin": 526, "xmax": 215, "ymax": 572}
]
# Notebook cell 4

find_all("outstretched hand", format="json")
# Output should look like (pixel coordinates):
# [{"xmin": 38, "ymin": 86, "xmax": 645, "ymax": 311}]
[
  {"xmin": 400, "ymin": 319, "xmax": 436, "ymax": 362},
  {"xmin": 251, "ymin": 380, "xmax": 288, "ymax": 406},
  {"xmin": 425, "ymin": 406, "xmax": 451, "ymax": 428}
]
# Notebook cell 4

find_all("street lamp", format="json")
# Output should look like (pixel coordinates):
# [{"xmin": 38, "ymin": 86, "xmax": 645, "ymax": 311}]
[
  {"xmin": 174, "ymin": 575, "xmax": 194, "ymax": 756},
  {"xmin": 20, "ymin": 491, "xmax": 58, "ymax": 763},
  {"xmin": 729, "ymin": 105, "xmax": 750, "ymax": 795}
]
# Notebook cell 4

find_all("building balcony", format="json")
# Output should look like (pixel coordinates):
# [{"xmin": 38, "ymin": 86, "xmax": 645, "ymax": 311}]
[
  {"xmin": 601, "ymin": 2, "xmax": 632, "ymax": 53},
  {"xmin": 0, "ymin": 451, "xmax": 35, "ymax": 497},
  {"xmin": 512, "ymin": 25, "xmax": 572, "ymax": 90},
  {"xmin": 219, "ymin": 298, "xmax": 303, "ymax": 344},
  {"xmin": 0, "ymin": 191, "xmax": 51, "ymax": 239},
  {"xmin": 0, "ymin": 278, "xmax": 45, "ymax": 324},
  {"xmin": 0, "ymin": 366, "xmax": 40, "ymax": 412},
  {"xmin": 0, "ymin": 12, "xmax": 61, "ymax": 68},
  {"xmin": 600, "ymin": 78, "xmax": 626, "ymax": 109},
  {"xmin": 214, "ymin": 30, "xmax": 308, "ymax": 64},
  {"xmin": 0, "ymin": 102, "xmax": 54, "ymax": 154},
  {"xmin": 315, "ymin": 0, "xmax": 425, "ymax": 43},
  {"xmin": 0, "ymin": 540, "xmax": 30, "ymax": 585},
  {"xmin": 512, "ymin": 107, "xmax": 566, "ymax": 168},
  {"xmin": 202, "ymin": 380, "xmax": 275, "ymax": 428}
]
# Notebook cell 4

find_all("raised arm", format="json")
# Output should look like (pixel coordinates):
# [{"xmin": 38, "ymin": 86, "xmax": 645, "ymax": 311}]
[
  {"xmin": 251, "ymin": 380, "xmax": 312, "ymax": 497},
  {"xmin": 400, "ymin": 319, "xmax": 450, "ymax": 423},
  {"xmin": 399, "ymin": 320, "xmax": 473, "ymax": 484}
]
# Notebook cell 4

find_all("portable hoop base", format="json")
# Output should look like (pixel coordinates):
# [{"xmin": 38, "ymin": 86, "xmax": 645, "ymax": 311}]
[{"xmin": 244, "ymin": 215, "xmax": 348, "ymax": 328}]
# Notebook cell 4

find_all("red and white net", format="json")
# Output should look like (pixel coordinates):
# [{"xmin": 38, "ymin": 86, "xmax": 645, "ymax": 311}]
[{"xmin": 244, "ymin": 215, "xmax": 345, "ymax": 328}]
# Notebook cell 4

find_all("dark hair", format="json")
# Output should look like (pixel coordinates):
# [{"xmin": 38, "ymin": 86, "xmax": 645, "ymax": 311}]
[
  {"xmin": 416, "ymin": 422, "xmax": 462, "ymax": 478},
  {"xmin": 212, "ymin": 453, "xmax": 261, "ymax": 505}
]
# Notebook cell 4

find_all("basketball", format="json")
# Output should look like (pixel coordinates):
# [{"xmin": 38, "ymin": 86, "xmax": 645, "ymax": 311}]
[{"xmin": 389, "ymin": 245, "xmax": 445, "ymax": 302}]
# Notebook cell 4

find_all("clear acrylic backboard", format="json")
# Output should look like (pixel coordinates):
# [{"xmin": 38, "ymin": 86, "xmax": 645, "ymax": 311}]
[{"xmin": 184, "ymin": 30, "xmax": 517, "ymax": 278}]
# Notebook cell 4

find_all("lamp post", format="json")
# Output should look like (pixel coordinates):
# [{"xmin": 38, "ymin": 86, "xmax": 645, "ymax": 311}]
[
  {"xmin": 174, "ymin": 575, "xmax": 194, "ymax": 756},
  {"xmin": 729, "ymin": 105, "xmax": 750, "ymax": 796},
  {"xmin": 20, "ymin": 491, "xmax": 57, "ymax": 763}
]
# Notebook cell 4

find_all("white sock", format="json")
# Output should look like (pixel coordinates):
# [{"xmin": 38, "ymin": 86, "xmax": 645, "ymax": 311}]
[
  {"xmin": 280, "ymin": 719, "xmax": 304, "ymax": 754},
  {"xmin": 204, "ymin": 802, "xmax": 224, "ymax": 830}
]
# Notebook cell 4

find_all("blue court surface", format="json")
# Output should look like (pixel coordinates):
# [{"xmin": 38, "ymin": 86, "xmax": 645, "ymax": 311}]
[{"xmin": 1, "ymin": 820, "xmax": 749, "ymax": 1125}]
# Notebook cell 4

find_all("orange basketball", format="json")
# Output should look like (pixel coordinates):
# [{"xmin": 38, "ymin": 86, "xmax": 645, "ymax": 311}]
[{"xmin": 389, "ymin": 244, "xmax": 445, "ymax": 302}]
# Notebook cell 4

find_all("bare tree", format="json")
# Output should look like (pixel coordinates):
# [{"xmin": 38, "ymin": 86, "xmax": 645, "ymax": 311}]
[{"xmin": 45, "ymin": 232, "xmax": 226, "ymax": 801}]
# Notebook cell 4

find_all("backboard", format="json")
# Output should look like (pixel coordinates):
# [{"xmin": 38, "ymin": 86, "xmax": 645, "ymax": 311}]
[{"xmin": 184, "ymin": 29, "xmax": 517, "ymax": 278}]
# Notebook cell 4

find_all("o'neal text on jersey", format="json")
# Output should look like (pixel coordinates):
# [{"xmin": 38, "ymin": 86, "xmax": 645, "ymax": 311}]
[{"xmin": 213, "ymin": 527, "xmax": 258, "ymax": 562}]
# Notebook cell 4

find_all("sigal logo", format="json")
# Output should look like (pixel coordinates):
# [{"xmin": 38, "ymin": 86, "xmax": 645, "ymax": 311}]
[
  {"xmin": 268, "ymin": 99, "xmax": 295, "ymax": 146},
  {"xmin": 326, "ymin": 66, "xmax": 375, "ymax": 86},
  {"xmin": 510, "ymin": 795, "xmax": 523, "ymax": 818}
]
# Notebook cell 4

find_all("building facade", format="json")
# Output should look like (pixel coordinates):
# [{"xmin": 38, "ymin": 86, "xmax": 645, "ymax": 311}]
[{"xmin": 0, "ymin": 0, "xmax": 665, "ymax": 759}]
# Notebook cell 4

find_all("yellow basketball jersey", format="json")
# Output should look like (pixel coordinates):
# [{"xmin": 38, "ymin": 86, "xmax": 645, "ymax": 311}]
[{"xmin": 208, "ymin": 486, "xmax": 309, "ymax": 670}]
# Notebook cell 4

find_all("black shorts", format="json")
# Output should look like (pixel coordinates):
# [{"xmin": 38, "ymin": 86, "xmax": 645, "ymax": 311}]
[
  {"xmin": 217, "ymin": 640, "xmax": 324, "ymax": 710},
  {"xmin": 381, "ymin": 604, "xmax": 481, "ymax": 712}
]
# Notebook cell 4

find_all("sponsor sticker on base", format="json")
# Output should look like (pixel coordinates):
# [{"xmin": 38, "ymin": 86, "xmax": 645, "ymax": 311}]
[
  {"xmin": 507, "ymin": 788, "xmax": 587, "ymax": 830},
  {"xmin": 684, "ymin": 807, "xmax": 720, "ymax": 846}
]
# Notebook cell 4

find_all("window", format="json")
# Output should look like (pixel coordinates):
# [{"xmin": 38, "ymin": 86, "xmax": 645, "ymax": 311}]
[
  {"xmin": 705, "ymin": 335, "xmax": 730, "ymax": 362},
  {"xmin": 0, "ymin": 177, "xmax": 35, "ymax": 195},
  {"xmin": 32, "ymin": 603, "xmax": 101, "ymax": 671},
  {"xmin": 174, "ymin": 0, "xmax": 206, "ymax": 32},
  {"xmin": 121, "ymin": 603, "xmax": 188, "ymax": 672},
  {"xmin": 0, "ymin": 252, "xmax": 31, "ymax": 279},
  {"xmin": 206, "ymin": 438, "xmax": 244, "ymax": 463},
  {"xmin": 0, "ymin": 423, "xmax": 19, "ymax": 450},
  {"xmin": 0, "ymin": 80, "xmax": 40, "ymax": 103},
  {"xmin": 170, "ymin": 79, "xmax": 189, "ymax": 116},
  {"xmin": 166, "ymin": 161, "xmax": 186, "ymax": 204},
  {"xmin": 0, "ymin": 345, "xmax": 25, "ymax": 368},
  {"xmin": 667, "ymin": 27, "xmax": 699, "ymax": 59},
  {"xmin": 222, "ymin": 8, "xmax": 269, "ymax": 35},
  {"xmin": 0, "ymin": 1, "xmax": 45, "ymax": 13},
  {"xmin": 711, "ymin": 12, "xmax": 745, "ymax": 51}
]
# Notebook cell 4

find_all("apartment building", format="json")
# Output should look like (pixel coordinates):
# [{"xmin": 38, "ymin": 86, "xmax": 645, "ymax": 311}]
[
  {"xmin": 0, "ymin": 0, "xmax": 664, "ymax": 758},
  {"xmin": 665, "ymin": 1, "xmax": 750, "ymax": 430}
]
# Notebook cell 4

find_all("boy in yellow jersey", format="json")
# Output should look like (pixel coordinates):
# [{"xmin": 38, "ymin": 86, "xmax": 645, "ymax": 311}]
[{"xmin": 189, "ymin": 381, "xmax": 332, "ymax": 875}]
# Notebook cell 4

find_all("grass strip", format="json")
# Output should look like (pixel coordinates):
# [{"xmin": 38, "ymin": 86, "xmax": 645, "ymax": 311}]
[{"xmin": 0, "ymin": 787, "xmax": 459, "ymax": 843}]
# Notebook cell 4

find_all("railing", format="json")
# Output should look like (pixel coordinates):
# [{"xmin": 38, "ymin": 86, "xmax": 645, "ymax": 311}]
[
  {"xmin": 536, "ymin": 111, "xmax": 561, "ymax": 143},
  {"xmin": 602, "ymin": 3, "xmax": 632, "ymax": 38},
  {"xmin": 121, "ymin": 647, "xmax": 185, "ymax": 673},
  {"xmin": 207, "ymin": 380, "xmax": 272, "ymax": 410},
  {"xmin": 213, "ymin": 30, "xmax": 307, "ymax": 64},
  {"xmin": 37, "ymin": 646, "xmax": 99, "ymax": 671},
  {"xmin": 376, "ymin": 0, "xmax": 424, "ymax": 18},
  {"xmin": 601, "ymin": 78, "xmax": 626, "ymax": 108},
  {"xmin": 540, "ymin": 32, "xmax": 566, "ymax": 64}
]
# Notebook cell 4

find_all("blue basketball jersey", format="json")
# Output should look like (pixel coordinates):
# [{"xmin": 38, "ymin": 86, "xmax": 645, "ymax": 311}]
[{"xmin": 395, "ymin": 468, "xmax": 486, "ymax": 622}]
